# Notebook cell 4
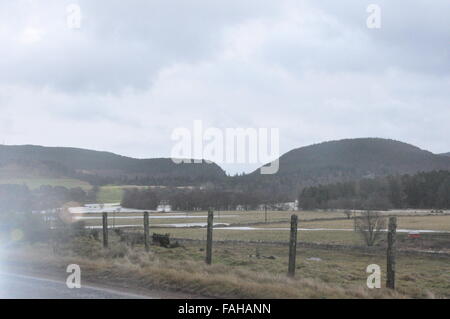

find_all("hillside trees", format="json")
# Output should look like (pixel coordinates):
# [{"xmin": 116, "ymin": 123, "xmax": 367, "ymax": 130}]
[{"xmin": 298, "ymin": 170, "xmax": 450, "ymax": 210}]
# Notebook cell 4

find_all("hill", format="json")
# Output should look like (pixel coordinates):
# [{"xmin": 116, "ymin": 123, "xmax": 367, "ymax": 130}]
[
  {"xmin": 1, "ymin": 139, "xmax": 449, "ymax": 197},
  {"xmin": 441, "ymin": 152, "xmax": 450, "ymax": 157},
  {"xmin": 0, "ymin": 145, "xmax": 226, "ymax": 186},
  {"xmin": 238, "ymin": 138, "xmax": 450, "ymax": 199}
]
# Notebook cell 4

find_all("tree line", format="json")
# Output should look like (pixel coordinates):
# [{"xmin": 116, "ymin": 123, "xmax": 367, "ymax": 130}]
[
  {"xmin": 298, "ymin": 170, "xmax": 450, "ymax": 210},
  {"xmin": 121, "ymin": 187, "xmax": 282, "ymax": 211}
]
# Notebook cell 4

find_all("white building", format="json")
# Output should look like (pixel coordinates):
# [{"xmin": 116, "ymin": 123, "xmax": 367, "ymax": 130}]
[
  {"xmin": 85, "ymin": 203, "xmax": 121, "ymax": 210},
  {"xmin": 156, "ymin": 200, "xmax": 172, "ymax": 212}
]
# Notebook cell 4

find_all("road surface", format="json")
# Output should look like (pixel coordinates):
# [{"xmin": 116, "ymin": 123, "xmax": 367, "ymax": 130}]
[{"xmin": 0, "ymin": 272, "xmax": 158, "ymax": 299}]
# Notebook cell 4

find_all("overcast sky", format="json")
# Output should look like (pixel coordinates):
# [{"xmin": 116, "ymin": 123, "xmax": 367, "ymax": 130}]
[{"xmin": 0, "ymin": 0, "xmax": 449, "ymax": 174}]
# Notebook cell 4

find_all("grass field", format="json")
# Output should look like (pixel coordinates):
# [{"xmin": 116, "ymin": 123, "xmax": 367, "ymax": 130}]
[
  {"xmin": 75, "ymin": 210, "xmax": 348, "ymax": 225},
  {"xmin": 0, "ymin": 177, "xmax": 91, "ymax": 190},
  {"xmin": 71, "ymin": 210, "xmax": 450, "ymax": 248},
  {"xmin": 3, "ymin": 238, "xmax": 448, "ymax": 298},
  {"xmin": 74, "ymin": 209, "xmax": 450, "ymax": 230},
  {"xmin": 151, "ymin": 227, "xmax": 363, "ymax": 244},
  {"xmin": 268, "ymin": 215, "xmax": 450, "ymax": 232},
  {"xmin": 97, "ymin": 185, "xmax": 151, "ymax": 203}
]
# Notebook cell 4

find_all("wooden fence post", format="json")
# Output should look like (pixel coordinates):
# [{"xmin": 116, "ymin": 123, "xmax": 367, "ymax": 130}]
[
  {"xmin": 264, "ymin": 204, "xmax": 268, "ymax": 223},
  {"xmin": 206, "ymin": 209, "xmax": 214, "ymax": 265},
  {"xmin": 386, "ymin": 216, "xmax": 397, "ymax": 289},
  {"xmin": 288, "ymin": 214, "xmax": 298, "ymax": 277},
  {"xmin": 144, "ymin": 211, "xmax": 150, "ymax": 252},
  {"xmin": 102, "ymin": 212, "xmax": 108, "ymax": 248}
]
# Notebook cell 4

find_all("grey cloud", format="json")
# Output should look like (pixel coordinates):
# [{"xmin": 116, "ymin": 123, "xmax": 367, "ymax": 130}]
[
  {"xmin": 0, "ymin": 0, "xmax": 280, "ymax": 93},
  {"xmin": 0, "ymin": 0, "xmax": 449, "ymax": 174}
]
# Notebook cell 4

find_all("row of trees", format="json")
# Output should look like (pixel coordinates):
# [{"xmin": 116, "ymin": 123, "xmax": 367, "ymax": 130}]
[
  {"xmin": 122, "ymin": 170, "xmax": 450, "ymax": 211},
  {"xmin": 299, "ymin": 170, "xmax": 450, "ymax": 210},
  {"xmin": 121, "ymin": 187, "xmax": 279, "ymax": 211}
]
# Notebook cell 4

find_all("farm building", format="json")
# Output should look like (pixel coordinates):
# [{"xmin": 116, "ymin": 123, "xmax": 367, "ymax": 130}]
[{"xmin": 157, "ymin": 200, "xmax": 172, "ymax": 212}]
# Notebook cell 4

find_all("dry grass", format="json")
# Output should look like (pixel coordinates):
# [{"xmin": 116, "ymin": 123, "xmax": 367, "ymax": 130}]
[
  {"xmin": 2, "ymin": 234, "xmax": 448, "ymax": 299},
  {"xmin": 3, "ymin": 209, "xmax": 448, "ymax": 299}
]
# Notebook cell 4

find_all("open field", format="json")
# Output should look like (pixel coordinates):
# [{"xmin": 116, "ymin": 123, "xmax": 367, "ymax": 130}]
[
  {"xmin": 146, "ymin": 227, "xmax": 363, "ymax": 245},
  {"xmin": 260, "ymin": 215, "xmax": 450, "ymax": 232},
  {"xmin": 73, "ymin": 210, "xmax": 351, "ymax": 226},
  {"xmin": 68, "ymin": 210, "xmax": 450, "ymax": 248},
  {"xmin": 134, "ymin": 226, "xmax": 450, "ymax": 249},
  {"xmin": 0, "ymin": 177, "xmax": 91, "ymax": 190},
  {"xmin": 97, "ymin": 185, "xmax": 151, "ymax": 203},
  {"xmin": 73, "ymin": 209, "xmax": 450, "ymax": 230}
]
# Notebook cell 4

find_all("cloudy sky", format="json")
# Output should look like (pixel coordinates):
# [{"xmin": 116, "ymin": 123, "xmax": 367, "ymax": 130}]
[{"xmin": 0, "ymin": 0, "xmax": 449, "ymax": 174}]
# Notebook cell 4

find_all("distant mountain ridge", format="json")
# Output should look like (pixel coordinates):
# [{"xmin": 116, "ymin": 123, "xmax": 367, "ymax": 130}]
[
  {"xmin": 239, "ymin": 138, "xmax": 450, "ymax": 198},
  {"xmin": 1, "ymin": 139, "xmax": 449, "ymax": 194},
  {"xmin": 441, "ymin": 152, "xmax": 450, "ymax": 157},
  {"xmin": 0, "ymin": 145, "xmax": 226, "ymax": 185},
  {"xmin": 268, "ymin": 138, "xmax": 450, "ymax": 176}
]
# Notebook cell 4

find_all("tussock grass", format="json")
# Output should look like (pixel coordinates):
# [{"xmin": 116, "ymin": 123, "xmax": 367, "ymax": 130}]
[{"xmin": 1, "ymin": 238, "xmax": 415, "ymax": 299}]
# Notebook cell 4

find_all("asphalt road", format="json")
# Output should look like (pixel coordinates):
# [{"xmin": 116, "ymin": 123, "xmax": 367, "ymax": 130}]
[{"xmin": 0, "ymin": 272, "xmax": 153, "ymax": 299}]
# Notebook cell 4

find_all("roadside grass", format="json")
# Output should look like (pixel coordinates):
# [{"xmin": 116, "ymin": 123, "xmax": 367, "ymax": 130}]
[
  {"xmin": 0, "ymin": 177, "xmax": 91, "ymax": 190},
  {"xmin": 3, "ymin": 237, "xmax": 448, "ymax": 298}
]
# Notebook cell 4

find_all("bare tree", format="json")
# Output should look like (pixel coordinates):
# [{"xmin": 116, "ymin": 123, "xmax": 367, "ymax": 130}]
[
  {"xmin": 343, "ymin": 210, "xmax": 352, "ymax": 219},
  {"xmin": 355, "ymin": 211, "xmax": 386, "ymax": 246}
]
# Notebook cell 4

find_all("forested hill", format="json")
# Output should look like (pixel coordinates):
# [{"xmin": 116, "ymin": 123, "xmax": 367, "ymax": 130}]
[
  {"xmin": 441, "ymin": 152, "xmax": 450, "ymax": 157},
  {"xmin": 1, "ymin": 139, "xmax": 449, "ymax": 193},
  {"xmin": 268, "ymin": 138, "xmax": 450, "ymax": 176},
  {"xmin": 0, "ymin": 145, "xmax": 226, "ymax": 185},
  {"xmin": 237, "ymin": 138, "xmax": 450, "ymax": 199},
  {"xmin": 298, "ymin": 170, "xmax": 450, "ymax": 210}
]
